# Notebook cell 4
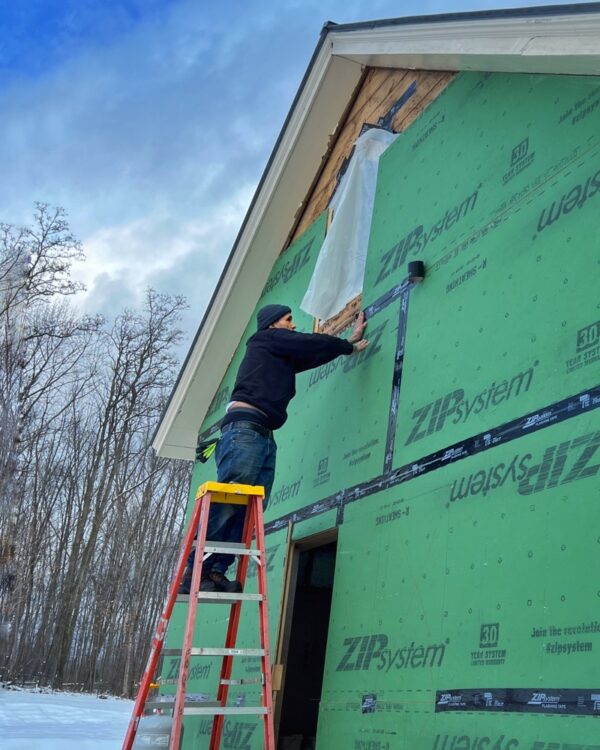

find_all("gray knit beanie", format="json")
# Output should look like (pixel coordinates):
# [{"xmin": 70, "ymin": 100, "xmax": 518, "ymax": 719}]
[{"xmin": 256, "ymin": 304, "xmax": 291, "ymax": 331}]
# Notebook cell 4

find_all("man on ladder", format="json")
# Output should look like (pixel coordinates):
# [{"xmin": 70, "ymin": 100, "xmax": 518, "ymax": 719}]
[
  {"xmin": 184, "ymin": 303, "xmax": 368, "ymax": 594},
  {"xmin": 123, "ymin": 305, "xmax": 368, "ymax": 750}
]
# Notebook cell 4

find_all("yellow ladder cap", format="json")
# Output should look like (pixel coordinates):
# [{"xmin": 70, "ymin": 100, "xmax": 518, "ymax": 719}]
[{"xmin": 196, "ymin": 481, "xmax": 265, "ymax": 505}]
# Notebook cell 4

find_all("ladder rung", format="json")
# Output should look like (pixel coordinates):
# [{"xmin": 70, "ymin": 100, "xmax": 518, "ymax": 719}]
[
  {"xmin": 196, "ymin": 647, "xmax": 265, "ymax": 657},
  {"xmin": 207, "ymin": 541, "xmax": 255, "ymax": 550},
  {"xmin": 146, "ymin": 700, "xmax": 220, "ymax": 710},
  {"xmin": 184, "ymin": 706, "xmax": 269, "ymax": 716},
  {"xmin": 203, "ymin": 544, "xmax": 260, "ymax": 556},
  {"xmin": 220, "ymin": 677, "xmax": 263, "ymax": 686},
  {"xmin": 200, "ymin": 591, "xmax": 262, "ymax": 603},
  {"xmin": 162, "ymin": 647, "xmax": 265, "ymax": 657},
  {"xmin": 192, "ymin": 541, "xmax": 259, "ymax": 553},
  {"xmin": 175, "ymin": 592, "xmax": 263, "ymax": 604}
]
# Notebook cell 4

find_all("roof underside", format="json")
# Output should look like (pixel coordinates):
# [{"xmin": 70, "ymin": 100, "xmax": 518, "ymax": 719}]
[{"xmin": 154, "ymin": 3, "xmax": 600, "ymax": 459}]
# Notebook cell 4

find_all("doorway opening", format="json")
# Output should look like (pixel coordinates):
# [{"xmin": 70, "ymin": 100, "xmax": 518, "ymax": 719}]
[{"xmin": 276, "ymin": 534, "xmax": 337, "ymax": 750}]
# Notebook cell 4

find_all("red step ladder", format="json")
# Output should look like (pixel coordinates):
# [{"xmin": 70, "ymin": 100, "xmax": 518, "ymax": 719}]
[{"xmin": 122, "ymin": 481, "xmax": 275, "ymax": 750}]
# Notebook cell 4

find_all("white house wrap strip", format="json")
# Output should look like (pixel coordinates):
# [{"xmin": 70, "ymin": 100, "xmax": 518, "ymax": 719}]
[{"xmin": 301, "ymin": 127, "xmax": 398, "ymax": 321}]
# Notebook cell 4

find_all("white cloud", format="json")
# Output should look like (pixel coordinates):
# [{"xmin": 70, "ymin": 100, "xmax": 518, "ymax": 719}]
[
  {"xmin": 78, "ymin": 180, "xmax": 255, "ymax": 325},
  {"xmin": 1, "ymin": 0, "xmax": 576, "ymax": 348}
]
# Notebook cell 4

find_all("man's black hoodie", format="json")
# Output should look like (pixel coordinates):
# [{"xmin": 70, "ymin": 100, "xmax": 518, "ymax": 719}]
[{"xmin": 229, "ymin": 328, "xmax": 353, "ymax": 430}]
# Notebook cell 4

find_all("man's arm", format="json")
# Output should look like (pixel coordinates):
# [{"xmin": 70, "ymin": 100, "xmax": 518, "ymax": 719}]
[{"xmin": 270, "ymin": 312, "xmax": 369, "ymax": 370}]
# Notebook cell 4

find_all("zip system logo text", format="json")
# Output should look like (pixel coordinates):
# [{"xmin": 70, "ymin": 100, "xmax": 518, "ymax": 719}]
[
  {"xmin": 308, "ymin": 320, "xmax": 388, "ymax": 388},
  {"xmin": 376, "ymin": 188, "xmax": 479, "ymax": 286},
  {"xmin": 449, "ymin": 430, "xmax": 600, "ymax": 503},
  {"xmin": 536, "ymin": 165, "xmax": 600, "ymax": 235},
  {"xmin": 260, "ymin": 238, "xmax": 313, "ymax": 297},
  {"xmin": 336, "ymin": 633, "xmax": 448, "ymax": 672},
  {"xmin": 432, "ymin": 735, "xmax": 518, "ymax": 750},
  {"xmin": 406, "ymin": 365, "xmax": 536, "ymax": 445}
]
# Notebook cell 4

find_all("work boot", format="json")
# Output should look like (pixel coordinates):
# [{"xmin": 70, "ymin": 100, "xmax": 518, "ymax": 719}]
[
  {"xmin": 207, "ymin": 570, "xmax": 242, "ymax": 593},
  {"xmin": 199, "ymin": 576, "xmax": 218, "ymax": 592},
  {"xmin": 178, "ymin": 567, "xmax": 218, "ymax": 594}
]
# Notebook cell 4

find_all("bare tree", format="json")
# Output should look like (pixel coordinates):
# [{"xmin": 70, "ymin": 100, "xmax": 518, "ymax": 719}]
[
  {"xmin": 0, "ymin": 207, "xmax": 192, "ymax": 696},
  {"xmin": 0, "ymin": 204, "xmax": 86, "ymax": 635}
]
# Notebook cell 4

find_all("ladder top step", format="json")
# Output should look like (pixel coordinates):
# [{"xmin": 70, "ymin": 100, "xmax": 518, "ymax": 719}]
[{"xmin": 196, "ymin": 481, "xmax": 264, "ymax": 504}]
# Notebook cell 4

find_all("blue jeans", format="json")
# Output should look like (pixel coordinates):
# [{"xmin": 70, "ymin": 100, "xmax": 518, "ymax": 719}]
[{"xmin": 192, "ymin": 422, "xmax": 277, "ymax": 575}]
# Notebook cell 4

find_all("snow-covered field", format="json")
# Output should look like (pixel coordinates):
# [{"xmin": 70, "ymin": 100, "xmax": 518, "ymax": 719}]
[{"xmin": 0, "ymin": 687, "xmax": 133, "ymax": 749}]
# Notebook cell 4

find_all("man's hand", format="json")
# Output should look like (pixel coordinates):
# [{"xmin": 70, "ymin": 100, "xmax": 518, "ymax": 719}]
[
  {"xmin": 352, "ymin": 339, "xmax": 369, "ymax": 353},
  {"xmin": 348, "ymin": 311, "xmax": 367, "ymax": 344},
  {"xmin": 348, "ymin": 311, "xmax": 368, "ymax": 353}
]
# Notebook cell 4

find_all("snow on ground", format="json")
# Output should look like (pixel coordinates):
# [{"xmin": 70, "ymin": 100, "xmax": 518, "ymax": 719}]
[{"xmin": 0, "ymin": 687, "xmax": 133, "ymax": 749}]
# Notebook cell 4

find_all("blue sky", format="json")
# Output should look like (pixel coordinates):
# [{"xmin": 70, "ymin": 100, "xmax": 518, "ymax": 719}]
[{"xmin": 0, "ymin": 0, "xmax": 582, "ymax": 343}]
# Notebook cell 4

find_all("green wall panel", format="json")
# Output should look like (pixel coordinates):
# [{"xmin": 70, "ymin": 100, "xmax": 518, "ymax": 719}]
[
  {"xmin": 291, "ymin": 509, "xmax": 338, "ymax": 541},
  {"xmin": 395, "ymin": 159, "xmax": 600, "ymax": 464},
  {"xmin": 317, "ymin": 412, "xmax": 600, "ymax": 750},
  {"xmin": 363, "ymin": 71, "xmax": 600, "ymax": 305},
  {"xmin": 171, "ymin": 70, "xmax": 600, "ymax": 748},
  {"xmin": 365, "ymin": 70, "xmax": 600, "ymax": 465}
]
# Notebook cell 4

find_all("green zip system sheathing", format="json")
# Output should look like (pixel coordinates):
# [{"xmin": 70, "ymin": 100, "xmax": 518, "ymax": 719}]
[{"xmin": 164, "ymin": 70, "xmax": 600, "ymax": 749}]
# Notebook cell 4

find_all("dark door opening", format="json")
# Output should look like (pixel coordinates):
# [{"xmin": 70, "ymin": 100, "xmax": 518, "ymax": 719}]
[{"xmin": 277, "ymin": 540, "xmax": 336, "ymax": 750}]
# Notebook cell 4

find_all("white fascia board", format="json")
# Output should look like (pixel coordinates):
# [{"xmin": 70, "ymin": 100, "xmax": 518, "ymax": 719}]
[
  {"xmin": 330, "ymin": 12, "xmax": 600, "ymax": 74},
  {"xmin": 153, "ymin": 52, "xmax": 363, "ymax": 459}
]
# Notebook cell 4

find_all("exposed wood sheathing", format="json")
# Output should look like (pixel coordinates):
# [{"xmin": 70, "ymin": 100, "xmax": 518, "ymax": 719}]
[
  {"xmin": 318, "ymin": 293, "xmax": 362, "ymax": 336},
  {"xmin": 290, "ymin": 67, "xmax": 456, "ymax": 244}
]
